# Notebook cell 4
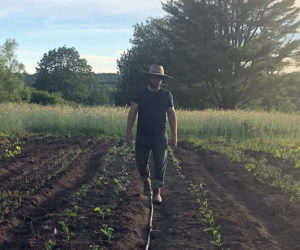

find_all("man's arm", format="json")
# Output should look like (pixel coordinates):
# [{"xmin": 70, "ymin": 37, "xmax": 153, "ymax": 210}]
[
  {"xmin": 126, "ymin": 102, "xmax": 138, "ymax": 144},
  {"xmin": 167, "ymin": 107, "xmax": 177, "ymax": 147}
]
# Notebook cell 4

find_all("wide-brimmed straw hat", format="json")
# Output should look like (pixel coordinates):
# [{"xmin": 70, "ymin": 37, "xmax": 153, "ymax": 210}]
[{"xmin": 144, "ymin": 64, "xmax": 172, "ymax": 79}]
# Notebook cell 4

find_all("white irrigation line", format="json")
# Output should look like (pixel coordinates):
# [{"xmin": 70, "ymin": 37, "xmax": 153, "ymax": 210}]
[{"xmin": 145, "ymin": 187, "xmax": 154, "ymax": 250}]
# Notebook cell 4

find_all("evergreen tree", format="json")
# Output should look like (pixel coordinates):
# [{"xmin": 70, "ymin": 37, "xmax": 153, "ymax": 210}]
[
  {"xmin": 115, "ymin": 18, "xmax": 173, "ymax": 105},
  {"xmin": 162, "ymin": 0, "xmax": 300, "ymax": 109}
]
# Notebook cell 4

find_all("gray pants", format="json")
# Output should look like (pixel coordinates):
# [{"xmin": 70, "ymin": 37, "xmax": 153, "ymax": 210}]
[{"xmin": 135, "ymin": 132, "xmax": 168, "ymax": 186}]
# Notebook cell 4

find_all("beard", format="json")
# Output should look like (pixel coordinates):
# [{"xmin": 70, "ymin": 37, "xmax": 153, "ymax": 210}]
[{"xmin": 150, "ymin": 81, "xmax": 161, "ymax": 90}]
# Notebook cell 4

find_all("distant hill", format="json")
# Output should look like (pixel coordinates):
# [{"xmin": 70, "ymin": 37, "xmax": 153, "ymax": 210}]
[
  {"xmin": 94, "ymin": 73, "xmax": 119, "ymax": 86},
  {"xmin": 23, "ymin": 73, "xmax": 37, "ymax": 87},
  {"xmin": 23, "ymin": 73, "xmax": 119, "ymax": 87}
]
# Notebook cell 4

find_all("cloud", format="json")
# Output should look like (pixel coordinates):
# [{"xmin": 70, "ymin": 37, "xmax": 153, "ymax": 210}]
[
  {"xmin": 26, "ymin": 27, "xmax": 131, "ymax": 38},
  {"xmin": 0, "ymin": 0, "xmax": 165, "ymax": 19},
  {"xmin": 82, "ymin": 54, "xmax": 118, "ymax": 73}
]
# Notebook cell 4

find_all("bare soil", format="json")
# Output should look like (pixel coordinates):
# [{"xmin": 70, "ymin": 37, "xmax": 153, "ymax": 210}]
[{"xmin": 0, "ymin": 137, "xmax": 299, "ymax": 249}]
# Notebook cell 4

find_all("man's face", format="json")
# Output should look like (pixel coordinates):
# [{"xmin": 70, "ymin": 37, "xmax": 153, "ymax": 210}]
[{"xmin": 149, "ymin": 75, "xmax": 163, "ymax": 90}]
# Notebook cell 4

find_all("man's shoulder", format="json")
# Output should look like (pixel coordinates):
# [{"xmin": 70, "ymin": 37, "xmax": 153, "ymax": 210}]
[{"xmin": 160, "ymin": 87, "xmax": 172, "ymax": 96}]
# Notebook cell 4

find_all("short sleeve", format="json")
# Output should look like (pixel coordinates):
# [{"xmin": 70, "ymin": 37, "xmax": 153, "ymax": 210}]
[
  {"xmin": 132, "ymin": 89, "xmax": 140, "ymax": 104},
  {"xmin": 167, "ymin": 91, "xmax": 174, "ymax": 107}
]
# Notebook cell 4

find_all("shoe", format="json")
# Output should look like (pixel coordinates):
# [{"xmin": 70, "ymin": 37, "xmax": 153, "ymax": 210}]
[
  {"xmin": 143, "ymin": 178, "xmax": 152, "ymax": 196},
  {"xmin": 153, "ymin": 187, "xmax": 163, "ymax": 204}
]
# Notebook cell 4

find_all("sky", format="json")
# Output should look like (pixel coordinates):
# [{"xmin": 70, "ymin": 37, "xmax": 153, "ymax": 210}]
[
  {"xmin": 1, "ymin": 0, "xmax": 300, "ymax": 74},
  {"xmin": 0, "ymin": 0, "xmax": 166, "ymax": 74}
]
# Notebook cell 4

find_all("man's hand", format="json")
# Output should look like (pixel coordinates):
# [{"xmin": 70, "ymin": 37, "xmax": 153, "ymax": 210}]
[
  {"xmin": 126, "ymin": 131, "xmax": 132, "ymax": 145},
  {"xmin": 170, "ymin": 135, "xmax": 177, "ymax": 148}
]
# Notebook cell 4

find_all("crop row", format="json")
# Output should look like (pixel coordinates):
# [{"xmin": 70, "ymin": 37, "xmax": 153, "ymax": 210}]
[
  {"xmin": 46, "ymin": 142, "xmax": 135, "ymax": 250},
  {"xmin": 0, "ymin": 147, "xmax": 85, "ymax": 224},
  {"xmin": 168, "ymin": 148, "xmax": 226, "ymax": 249},
  {"xmin": 190, "ymin": 138, "xmax": 300, "ymax": 201}
]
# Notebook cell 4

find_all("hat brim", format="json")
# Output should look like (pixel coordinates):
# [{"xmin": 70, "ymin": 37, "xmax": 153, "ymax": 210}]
[{"xmin": 143, "ymin": 71, "xmax": 173, "ymax": 79}]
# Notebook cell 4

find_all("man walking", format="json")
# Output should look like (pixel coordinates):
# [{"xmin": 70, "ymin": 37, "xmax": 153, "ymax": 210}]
[{"xmin": 126, "ymin": 64, "xmax": 177, "ymax": 204}]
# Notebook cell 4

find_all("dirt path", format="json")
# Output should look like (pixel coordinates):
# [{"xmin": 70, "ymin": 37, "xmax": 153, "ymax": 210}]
[{"xmin": 149, "ymin": 155, "xmax": 212, "ymax": 250}]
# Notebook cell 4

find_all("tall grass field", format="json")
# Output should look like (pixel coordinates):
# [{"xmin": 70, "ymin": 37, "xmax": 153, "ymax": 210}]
[{"xmin": 1, "ymin": 103, "xmax": 300, "ymax": 143}]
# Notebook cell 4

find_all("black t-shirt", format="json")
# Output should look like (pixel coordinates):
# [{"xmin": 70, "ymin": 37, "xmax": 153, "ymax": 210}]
[{"xmin": 133, "ymin": 86, "xmax": 174, "ymax": 136}]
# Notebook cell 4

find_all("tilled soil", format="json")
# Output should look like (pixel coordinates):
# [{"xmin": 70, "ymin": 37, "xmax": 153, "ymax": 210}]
[{"xmin": 0, "ymin": 137, "xmax": 299, "ymax": 249}]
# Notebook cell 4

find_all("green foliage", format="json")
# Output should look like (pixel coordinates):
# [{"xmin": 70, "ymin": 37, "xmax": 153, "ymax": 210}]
[
  {"xmin": 64, "ymin": 206, "xmax": 78, "ymax": 220},
  {"xmin": 190, "ymin": 138, "xmax": 300, "ymax": 200},
  {"xmin": 117, "ymin": 0, "xmax": 300, "ymax": 110},
  {"xmin": 58, "ymin": 220, "xmax": 70, "ymax": 240},
  {"xmin": 116, "ymin": 18, "xmax": 172, "ymax": 105},
  {"xmin": 4, "ymin": 145, "xmax": 21, "ymax": 158},
  {"xmin": 94, "ymin": 73, "xmax": 118, "ymax": 85},
  {"xmin": 23, "ymin": 73, "xmax": 37, "ymax": 87},
  {"xmin": 94, "ymin": 206, "xmax": 111, "ymax": 219},
  {"xmin": 100, "ymin": 224, "xmax": 113, "ymax": 241},
  {"xmin": 169, "ymin": 148, "xmax": 223, "ymax": 247},
  {"xmin": 44, "ymin": 240, "xmax": 56, "ymax": 250},
  {"xmin": 34, "ymin": 46, "xmax": 94, "ymax": 104},
  {"xmin": 30, "ymin": 89, "xmax": 64, "ymax": 105},
  {"xmin": 0, "ymin": 39, "xmax": 34, "ymax": 103}
]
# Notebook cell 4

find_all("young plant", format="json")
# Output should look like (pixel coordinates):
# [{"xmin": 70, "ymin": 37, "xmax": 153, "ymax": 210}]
[
  {"xmin": 44, "ymin": 240, "xmax": 56, "ymax": 250},
  {"xmin": 4, "ymin": 145, "xmax": 21, "ymax": 158},
  {"xmin": 58, "ymin": 220, "xmax": 70, "ymax": 240},
  {"xmin": 64, "ymin": 206, "xmax": 78, "ymax": 220},
  {"xmin": 94, "ymin": 206, "xmax": 111, "ymax": 219},
  {"xmin": 100, "ymin": 224, "xmax": 114, "ymax": 241}
]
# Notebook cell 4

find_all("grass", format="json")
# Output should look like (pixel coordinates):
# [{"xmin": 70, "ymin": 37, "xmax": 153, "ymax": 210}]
[{"xmin": 1, "ymin": 103, "xmax": 300, "ymax": 143}]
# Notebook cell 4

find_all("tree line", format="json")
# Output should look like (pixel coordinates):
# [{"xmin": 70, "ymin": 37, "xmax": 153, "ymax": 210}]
[
  {"xmin": 1, "ymin": 0, "xmax": 300, "ymax": 112},
  {"xmin": 0, "ymin": 40, "xmax": 117, "ymax": 106},
  {"xmin": 116, "ymin": 0, "xmax": 300, "ymax": 112}
]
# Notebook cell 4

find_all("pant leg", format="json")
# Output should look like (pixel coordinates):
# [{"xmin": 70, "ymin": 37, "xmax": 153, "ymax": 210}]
[
  {"xmin": 151, "ymin": 133, "xmax": 168, "ymax": 187},
  {"xmin": 135, "ymin": 134, "xmax": 151, "ymax": 180}
]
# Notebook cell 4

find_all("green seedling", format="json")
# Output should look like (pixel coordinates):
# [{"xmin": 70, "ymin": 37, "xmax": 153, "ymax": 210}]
[
  {"xmin": 94, "ymin": 206, "xmax": 111, "ymax": 219},
  {"xmin": 96, "ymin": 176, "xmax": 108, "ymax": 187},
  {"xmin": 89, "ymin": 244, "xmax": 104, "ymax": 250},
  {"xmin": 64, "ymin": 206, "xmax": 78, "ymax": 220},
  {"xmin": 4, "ymin": 145, "xmax": 21, "ymax": 158},
  {"xmin": 58, "ymin": 220, "xmax": 70, "ymax": 240},
  {"xmin": 44, "ymin": 239, "xmax": 56, "ymax": 250},
  {"xmin": 100, "ymin": 224, "xmax": 114, "ymax": 241}
]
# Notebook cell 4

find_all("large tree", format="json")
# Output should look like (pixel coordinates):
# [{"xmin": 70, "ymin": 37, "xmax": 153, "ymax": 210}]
[
  {"xmin": 115, "ymin": 18, "xmax": 173, "ymax": 105},
  {"xmin": 162, "ymin": 0, "xmax": 300, "ymax": 109},
  {"xmin": 0, "ymin": 39, "xmax": 26, "ymax": 102},
  {"xmin": 34, "ymin": 46, "xmax": 94, "ymax": 103}
]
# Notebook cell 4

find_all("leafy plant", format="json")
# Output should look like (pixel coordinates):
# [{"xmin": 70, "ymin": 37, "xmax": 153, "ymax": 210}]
[
  {"xmin": 94, "ymin": 206, "xmax": 111, "ymax": 219},
  {"xmin": 100, "ymin": 224, "xmax": 114, "ymax": 241},
  {"xmin": 64, "ymin": 206, "xmax": 78, "ymax": 220},
  {"xmin": 44, "ymin": 240, "xmax": 56, "ymax": 250},
  {"xmin": 4, "ymin": 145, "xmax": 21, "ymax": 158},
  {"xmin": 58, "ymin": 220, "xmax": 70, "ymax": 240}
]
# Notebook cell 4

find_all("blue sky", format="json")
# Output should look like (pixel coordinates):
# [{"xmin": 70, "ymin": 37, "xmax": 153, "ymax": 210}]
[
  {"xmin": 1, "ymin": 1, "xmax": 300, "ymax": 74},
  {"xmin": 0, "ymin": 0, "xmax": 166, "ymax": 74}
]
